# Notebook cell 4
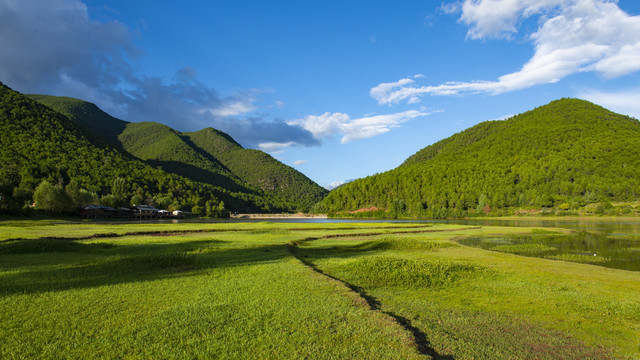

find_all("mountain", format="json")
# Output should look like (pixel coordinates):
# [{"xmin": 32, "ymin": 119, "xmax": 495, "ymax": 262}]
[
  {"xmin": 27, "ymin": 94, "xmax": 127, "ymax": 147},
  {"xmin": 320, "ymin": 99, "xmax": 640, "ymax": 218},
  {"xmin": 0, "ymin": 82, "xmax": 241, "ymax": 215},
  {"xmin": 187, "ymin": 128, "xmax": 327, "ymax": 210},
  {"xmin": 26, "ymin": 92, "xmax": 327, "ymax": 213}
]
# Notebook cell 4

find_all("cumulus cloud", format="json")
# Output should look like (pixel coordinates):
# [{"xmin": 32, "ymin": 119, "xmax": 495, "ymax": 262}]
[
  {"xmin": 372, "ymin": 0, "xmax": 640, "ymax": 105},
  {"xmin": 0, "ymin": 0, "xmax": 136, "ymax": 95},
  {"xmin": 289, "ymin": 110, "xmax": 433, "ymax": 144},
  {"xmin": 0, "ymin": 0, "xmax": 318, "ymax": 150}
]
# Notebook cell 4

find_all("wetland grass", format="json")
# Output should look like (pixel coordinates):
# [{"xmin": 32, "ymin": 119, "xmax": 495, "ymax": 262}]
[{"xmin": 1, "ymin": 221, "xmax": 638, "ymax": 359}]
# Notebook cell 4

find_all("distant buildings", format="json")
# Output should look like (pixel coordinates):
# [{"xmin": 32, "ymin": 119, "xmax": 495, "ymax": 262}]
[{"xmin": 81, "ymin": 204, "xmax": 186, "ymax": 219}]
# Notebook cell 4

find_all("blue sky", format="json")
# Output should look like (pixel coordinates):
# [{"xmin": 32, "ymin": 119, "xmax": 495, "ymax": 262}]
[{"xmin": 2, "ymin": 0, "xmax": 640, "ymax": 189}]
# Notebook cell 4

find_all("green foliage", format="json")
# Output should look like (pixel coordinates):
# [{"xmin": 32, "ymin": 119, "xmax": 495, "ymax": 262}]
[
  {"xmin": 0, "ymin": 82, "xmax": 232, "ymax": 216},
  {"xmin": 33, "ymin": 180, "xmax": 72, "ymax": 213},
  {"xmin": 27, "ymin": 94, "xmax": 127, "ymax": 146},
  {"xmin": 322, "ymin": 99, "xmax": 640, "ymax": 218},
  {"xmin": 66, "ymin": 179, "xmax": 98, "ymax": 208},
  {"xmin": 27, "ymin": 94, "xmax": 327, "ymax": 213},
  {"xmin": 187, "ymin": 128, "xmax": 328, "ymax": 211}
]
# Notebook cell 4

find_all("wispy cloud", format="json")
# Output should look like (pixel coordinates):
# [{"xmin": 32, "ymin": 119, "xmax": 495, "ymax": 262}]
[
  {"xmin": 0, "ymin": 0, "xmax": 319, "ymax": 150},
  {"xmin": 258, "ymin": 142, "xmax": 296, "ymax": 153},
  {"xmin": 372, "ymin": 0, "xmax": 640, "ymax": 105},
  {"xmin": 292, "ymin": 160, "xmax": 308, "ymax": 166},
  {"xmin": 289, "ymin": 110, "xmax": 434, "ymax": 144}
]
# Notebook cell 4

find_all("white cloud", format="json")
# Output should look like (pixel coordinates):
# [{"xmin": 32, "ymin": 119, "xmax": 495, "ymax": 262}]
[
  {"xmin": 492, "ymin": 113, "xmax": 516, "ymax": 121},
  {"xmin": 258, "ymin": 141, "xmax": 296, "ymax": 153},
  {"xmin": 440, "ymin": 2, "xmax": 462, "ymax": 15},
  {"xmin": 326, "ymin": 180, "xmax": 352, "ymax": 190},
  {"xmin": 372, "ymin": 0, "xmax": 640, "ymax": 105},
  {"xmin": 289, "ymin": 110, "xmax": 433, "ymax": 144},
  {"xmin": 370, "ymin": 78, "xmax": 418, "ymax": 105},
  {"xmin": 459, "ymin": 0, "xmax": 565, "ymax": 40},
  {"xmin": 579, "ymin": 89, "xmax": 640, "ymax": 119},
  {"xmin": 201, "ymin": 99, "xmax": 255, "ymax": 117},
  {"xmin": 292, "ymin": 160, "xmax": 308, "ymax": 166}
]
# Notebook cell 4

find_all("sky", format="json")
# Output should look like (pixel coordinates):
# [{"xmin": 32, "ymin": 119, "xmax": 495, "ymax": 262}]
[{"xmin": 2, "ymin": 0, "xmax": 640, "ymax": 189}]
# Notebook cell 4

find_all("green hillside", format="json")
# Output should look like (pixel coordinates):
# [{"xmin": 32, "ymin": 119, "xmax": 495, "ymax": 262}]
[
  {"xmin": 320, "ymin": 98, "xmax": 640, "ymax": 218},
  {"xmin": 116, "ymin": 122, "xmax": 251, "ymax": 193},
  {"xmin": 0, "ymin": 82, "xmax": 240, "ymax": 215},
  {"xmin": 27, "ymin": 94, "xmax": 127, "ymax": 147},
  {"xmin": 187, "ymin": 128, "xmax": 328, "ymax": 211},
  {"xmin": 27, "ymin": 93, "xmax": 327, "ymax": 213}
]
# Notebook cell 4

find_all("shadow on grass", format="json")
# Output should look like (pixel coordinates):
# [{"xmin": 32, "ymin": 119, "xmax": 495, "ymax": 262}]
[
  {"xmin": 0, "ymin": 238, "xmax": 289, "ymax": 296},
  {"xmin": 289, "ymin": 241, "xmax": 457, "ymax": 360},
  {"xmin": 296, "ymin": 240, "xmax": 394, "ymax": 261}
]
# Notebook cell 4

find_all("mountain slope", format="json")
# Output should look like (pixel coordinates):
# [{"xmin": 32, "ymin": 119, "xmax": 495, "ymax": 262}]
[
  {"xmin": 320, "ymin": 98, "xmax": 640, "ymax": 217},
  {"xmin": 0, "ymin": 82, "xmax": 240, "ymax": 214},
  {"xmin": 28, "ymin": 94, "xmax": 327, "ymax": 212},
  {"xmin": 116, "ymin": 122, "xmax": 252, "ymax": 194},
  {"xmin": 27, "ymin": 94, "xmax": 127, "ymax": 147},
  {"xmin": 187, "ymin": 128, "xmax": 328, "ymax": 211}
]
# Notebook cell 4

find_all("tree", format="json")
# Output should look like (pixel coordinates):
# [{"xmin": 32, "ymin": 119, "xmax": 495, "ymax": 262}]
[
  {"xmin": 191, "ymin": 205, "xmax": 203, "ymax": 216},
  {"xmin": 110, "ymin": 177, "xmax": 128, "ymax": 207},
  {"xmin": 33, "ymin": 180, "xmax": 72, "ymax": 213},
  {"xmin": 66, "ymin": 179, "xmax": 98, "ymax": 208}
]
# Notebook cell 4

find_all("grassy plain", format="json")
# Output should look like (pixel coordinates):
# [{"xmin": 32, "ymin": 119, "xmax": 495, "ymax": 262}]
[{"xmin": 1, "ymin": 220, "xmax": 638, "ymax": 359}]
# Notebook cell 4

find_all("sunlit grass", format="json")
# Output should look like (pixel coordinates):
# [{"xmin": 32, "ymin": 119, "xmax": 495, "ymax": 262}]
[
  {"xmin": 1, "ymin": 220, "xmax": 639, "ymax": 359},
  {"xmin": 297, "ymin": 229, "xmax": 640, "ymax": 359}
]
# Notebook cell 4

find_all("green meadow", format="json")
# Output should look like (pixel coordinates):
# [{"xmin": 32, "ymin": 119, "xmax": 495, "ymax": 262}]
[{"xmin": 1, "ymin": 221, "xmax": 639, "ymax": 359}]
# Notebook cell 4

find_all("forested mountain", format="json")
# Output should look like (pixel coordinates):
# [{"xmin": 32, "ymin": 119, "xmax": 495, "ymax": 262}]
[
  {"xmin": 27, "ymin": 94, "xmax": 127, "ymax": 147},
  {"xmin": 30, "ymin": 94, "xmax": 327, "ymax": 212},
  {"xmin": 0, "ymin": 82, "xmax": 240, "ymax": 215},
  {"xmin": 320, "ymin": 99, "xmax": 640, "ymax": 218},
  {"xmin": 0, "ymin": 83, "xmax": 325, "ymax": 215},
  {"xmin": 187, "ymin": 128, "xmax": 327, "ymax": 210}
]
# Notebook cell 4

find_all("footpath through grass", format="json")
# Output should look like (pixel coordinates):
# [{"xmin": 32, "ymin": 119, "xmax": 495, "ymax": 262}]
[{"xmin": 1, "ymin": 220, "xmax": 639, "ymax": 359}]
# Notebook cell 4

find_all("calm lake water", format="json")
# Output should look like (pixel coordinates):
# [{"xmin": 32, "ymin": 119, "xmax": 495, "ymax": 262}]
[{"xmin": 449, "ymin": 218, "xmax": 640, "ymax": 272}]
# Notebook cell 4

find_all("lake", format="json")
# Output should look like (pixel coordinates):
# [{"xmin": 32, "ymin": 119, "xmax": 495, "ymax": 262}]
[{"xmin": 449, "ymin": 218, "xmax": 640, "ymax": 271}]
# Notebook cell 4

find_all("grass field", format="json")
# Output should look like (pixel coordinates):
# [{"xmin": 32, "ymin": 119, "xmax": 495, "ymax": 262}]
[{"xmin": 1, "ymin": 220, "xmax": 639, "ymax": 359}]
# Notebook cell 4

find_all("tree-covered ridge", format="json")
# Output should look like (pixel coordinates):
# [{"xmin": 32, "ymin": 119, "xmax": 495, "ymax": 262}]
[
  {"xmin": 25, "ymin": 93, "xmax": 327, "ymax": 213},
  {"xmin": 116, "ymin": 122, "xmax": 251, "ymax": 193},
  {"xmin": 27, "ymin": 94, "xmax": 127, "ymax": 147},
  {"xmin": 0, "ymin": 82, "xmax": 239, "ymax": 216},
  {"xmin": 187, "ymin": 128, "xmax": 328, "ymax": 211},
  {"xmin": 320, "ymin": 98, "xmax": 640, "ymax": 218}
]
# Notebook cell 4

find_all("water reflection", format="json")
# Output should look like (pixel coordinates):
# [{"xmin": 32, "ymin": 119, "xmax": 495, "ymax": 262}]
[
  {"xmin": 444, "ymin": 218, "xmax": 640, "ymax": 236},
  {"xmin": 459, "ymin": 230, "xmax": 640, "ymax": 271}
]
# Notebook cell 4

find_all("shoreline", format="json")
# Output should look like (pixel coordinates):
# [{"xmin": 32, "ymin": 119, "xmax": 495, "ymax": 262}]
[{"xmin": 230, "ymin": 213, "xmax": 328, "ymax": 219}]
